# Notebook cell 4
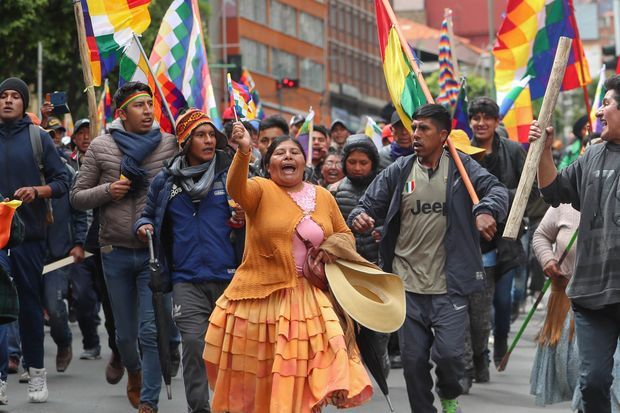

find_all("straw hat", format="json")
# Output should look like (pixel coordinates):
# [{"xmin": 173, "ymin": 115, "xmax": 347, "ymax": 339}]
[
  {"xmin": 325, "ymin": 259, "xmax": 406, "ymax": 333},
  {"xmin": 449, "ymin": 129, "xmax": 485, "ymax": 156}
]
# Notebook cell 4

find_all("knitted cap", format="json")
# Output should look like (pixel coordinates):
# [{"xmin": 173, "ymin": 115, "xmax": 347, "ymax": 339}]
[
  {"xmin": 0, "ymin": 77, "xmax": 29, "ymax": 114},
  {"xmin": 175, "ymin": 108, "xmax": 226, "ymax": 149}
]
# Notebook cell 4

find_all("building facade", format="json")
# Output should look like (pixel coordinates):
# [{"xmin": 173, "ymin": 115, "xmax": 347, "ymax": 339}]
[{"xmin": 327, "ymin": 0, "xmax": 390, "ymax": 131}]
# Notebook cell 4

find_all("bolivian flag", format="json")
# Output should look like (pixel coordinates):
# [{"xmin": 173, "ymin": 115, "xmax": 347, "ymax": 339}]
[
  {"xmin": 0, "ymin": 200, "xmax": 22, "ymax": 249},
  {"xmin": 375, "ymin": 0, "xmax": 427, "ymax": 133}
]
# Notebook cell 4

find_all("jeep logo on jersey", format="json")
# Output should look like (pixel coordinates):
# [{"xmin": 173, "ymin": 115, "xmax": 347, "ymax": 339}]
[{"xmin": 410, "ymin": 200, "xmax": 447, "ymax": 216}]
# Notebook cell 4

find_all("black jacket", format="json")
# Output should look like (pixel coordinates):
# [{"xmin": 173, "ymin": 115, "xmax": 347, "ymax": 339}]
[
  {"xmin": 332, "ymin": 177, "xmax": 381, "ymax": 263},
  {"xmin": 349, "ymin": 151, "xmax": 509, "ymax": 296}
]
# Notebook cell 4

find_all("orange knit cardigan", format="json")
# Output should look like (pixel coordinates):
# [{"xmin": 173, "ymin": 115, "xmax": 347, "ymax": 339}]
[{"xmin": 224, "ymin": 150, "xmax": 354, "ymax": 300}]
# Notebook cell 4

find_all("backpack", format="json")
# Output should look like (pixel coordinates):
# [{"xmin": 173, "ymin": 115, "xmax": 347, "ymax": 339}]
[{"xmin": 29, "ymin": 124, "xmax": 54, "ymax": 224}]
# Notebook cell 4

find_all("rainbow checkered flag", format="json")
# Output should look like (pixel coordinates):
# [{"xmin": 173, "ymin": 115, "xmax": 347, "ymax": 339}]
[
  {"xmin": 240, "ymin": 69, "xmax": 265, "ymax": 119},
  {"xmin": 149, "ymin": 0, "xmax": 220, "ymax": 127},
  {"xmin": 589, "ymin": 65, "xmax": 605, "ymax": 134},
  {"xmin": 227, "ymin": 73, "xmax": 256, "ymax": 120},
  {"xmin": 436, "ymin": 15, "xmax": 459, "ymax": 110},
  {"xmin": 80, "ymin": 0, "xmax": 152, "ymax": 87},
  {"xmin": 119, "ymin": 37, "xmax": 175, "ymax": 134}
]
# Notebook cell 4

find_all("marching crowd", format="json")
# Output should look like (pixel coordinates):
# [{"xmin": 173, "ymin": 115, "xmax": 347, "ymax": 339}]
[{"xmin": 0, "ymin": 73, "xmax": 619, "ymax": 413}]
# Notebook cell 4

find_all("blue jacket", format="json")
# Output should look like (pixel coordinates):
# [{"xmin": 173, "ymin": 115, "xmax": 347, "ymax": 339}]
[
  {"xmin": 46, "ymin": 163, "xmax": 88, "ymax": 260},
  {"xmin": 0, "ymin": 116, "xmax": 70, "ymax": 241},
  {"xmin": 349, "ymin": 151, "xmax": 509, "ymax": 297},
  {"xmin": 134, "ymin": 151, "xmax": 244, "ymax": 285}
]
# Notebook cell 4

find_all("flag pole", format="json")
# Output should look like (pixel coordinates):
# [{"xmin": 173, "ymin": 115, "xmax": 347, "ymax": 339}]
[
  {"xmin": 567, "ymin": 0, "xmax": 593, "ymax": 134},
  {"xmin": 132, "ymin": 33, "xmax": 177, "ymax": 135},
  {"xmin": 445, "ymin": 8, "xmax": 461, "ymax": 80},
  {"xmin": 73, "ymin": 0, "xmax": 99, "ymax": 141},
  {"xmin": 307, "ymin": 107, "xmax": 314, "ymax": 168},
  {"xmin": 380, "ymin": 0, "xmax": 479, "ymax": 204}
]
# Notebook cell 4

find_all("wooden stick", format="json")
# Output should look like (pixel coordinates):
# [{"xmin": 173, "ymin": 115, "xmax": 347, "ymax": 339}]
[
  {"xmin": 73, "ymin": 0, "xmax": 98, "ymax": 141},
  {"xmin": 445, "ymin": 8, "xmax": 460, "ymax": 80},
  {"xmin": 380, "ymin": 0, "xmax": 479, "ymax": 204},
  {"xmin": 502, "ymin": 36, "xmax": 573, "ymax": 240},
  {"xmin": 497, "ymin": 228, "xmax": 578, "ymax": 372}
]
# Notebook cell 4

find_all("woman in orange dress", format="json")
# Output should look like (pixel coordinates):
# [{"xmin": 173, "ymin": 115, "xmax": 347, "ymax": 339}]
[{"xmin": 203, "ymin": 122, "xmax": 372, "ymax": 413}]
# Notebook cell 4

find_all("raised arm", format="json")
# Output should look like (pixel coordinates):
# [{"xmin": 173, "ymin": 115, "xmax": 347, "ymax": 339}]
[{"xmin": 226, "ymin": 122, "xmax": 262, "ymax": 214}]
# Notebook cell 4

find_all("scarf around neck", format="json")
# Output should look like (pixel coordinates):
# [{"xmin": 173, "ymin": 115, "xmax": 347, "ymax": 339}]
[
  {"xmin": 110, "ymin": 121, "xmax": 162, "ymax": 190},
  {"xmin": 390, "ymin": 141, "xmax": 414, "ymax": 160},
  {"xmin": 168, "ymin": 153, "xmax": 218, "ymax": 201}
]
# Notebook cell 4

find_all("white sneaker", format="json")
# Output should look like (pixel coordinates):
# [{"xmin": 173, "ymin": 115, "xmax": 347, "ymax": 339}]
[
  {"xmin": 0, "ymin": 379, "xmax": 7, "ymax": 405},
  {"xmin": 27, "ymin": 368, "xmax": 48, "ymax": 403}
]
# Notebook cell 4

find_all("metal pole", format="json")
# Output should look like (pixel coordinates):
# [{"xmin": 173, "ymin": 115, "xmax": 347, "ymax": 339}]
[
  {"xmin": 37, "ymin": 41, "xmax": 43, "ymax": 115},
  {"xmin": 488, "ymin": 0, "xmax": 496, "ymax": 100},
  {"xmin": 614, "ymin": 0, "xmax": 620, "ymax": 63}
]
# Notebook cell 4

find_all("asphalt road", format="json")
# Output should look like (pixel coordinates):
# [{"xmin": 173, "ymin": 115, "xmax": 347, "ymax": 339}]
[{"xmin": 1, "ymin": 307, "xmax": 575, "ymax": 413}]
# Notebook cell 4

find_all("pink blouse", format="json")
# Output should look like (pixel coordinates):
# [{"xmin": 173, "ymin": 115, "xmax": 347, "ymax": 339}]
[{"xmin": 288, "ymin": 183, "xmax": 325, "ymax": 274}]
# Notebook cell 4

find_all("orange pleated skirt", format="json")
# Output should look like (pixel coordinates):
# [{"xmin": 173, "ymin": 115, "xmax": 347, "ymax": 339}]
[{"xmin": 203, "ymin": 276, "xmax": 373, "ymax": 413}]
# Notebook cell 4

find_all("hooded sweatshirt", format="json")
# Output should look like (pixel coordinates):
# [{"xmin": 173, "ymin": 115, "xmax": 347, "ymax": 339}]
[{"xmin": 0, "ymin": 115, "xmax": 69, "ymax": 241}]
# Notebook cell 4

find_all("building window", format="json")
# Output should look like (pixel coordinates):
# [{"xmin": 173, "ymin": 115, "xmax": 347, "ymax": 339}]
[
  {"xmin": 240, "ymin": 38, "xmax": 268, "ymax": 74},
  {"xmin": 272, "ymin": 48, "xmax": 297, "ymax": 79},
  {"xmin": 329, "ymin": 2, "xmax": 337, "ymax": 28},
  {"xmin": 353, "ymin": 11, "xmax": 360, "ymax": 37},
  {"xmin": 239, "ymin": 0, "xmax": 266, "ymax": 24},
  {"xmin": 300, "ymin": 59, "xmax": 325, "ymax": 91},
  {"xmin": 300, "ymin": 13, "xmax": 324, "ymax": 47},
  {"xmin": 271, "ymin": 1, "xmax": 297, "ymax": 37},
  {"xmin": 337, "ymin": 5, "xmax": 345, "ymax": 31}
]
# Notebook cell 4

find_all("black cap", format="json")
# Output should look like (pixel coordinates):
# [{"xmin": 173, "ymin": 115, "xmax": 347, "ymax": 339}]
[
  {"xmin": 330, "ymin": 119, "xmax": 348, "ymax": 132},
  {"xmin": 390, "ymin": 111, "xmax": 402, "ymax": 126},
  {"xmin": 0, "ymin": 77, "xmax": 29, "ymax": 114},
  {"xmin": 73, "ymin": 118, "xmax": 90, "ymax": 136}
]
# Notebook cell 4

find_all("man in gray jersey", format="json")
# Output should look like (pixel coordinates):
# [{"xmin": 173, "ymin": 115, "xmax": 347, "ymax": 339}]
[{"xmin": 349, "ymin": 104, "xmax": 508, "ymax": 413}]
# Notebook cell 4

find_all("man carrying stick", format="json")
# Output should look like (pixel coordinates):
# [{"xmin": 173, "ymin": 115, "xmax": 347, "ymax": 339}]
[
  {"xmin": 349, "ymin": 104, "xmax": 508, "ymax": 413},
  {"xmin": 529, "ymin": 74, "xmax": 620, "ymax": 413}
]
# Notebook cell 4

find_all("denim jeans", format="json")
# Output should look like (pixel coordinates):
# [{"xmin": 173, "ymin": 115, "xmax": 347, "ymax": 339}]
[
  {"xmin": 101, "ymin": 247, "xmax": 170, "ymax": 407},
  {"xmin": 573, "ymin": 302, "xmax": 620, "ymax": 413},
  {"xmin": 6, "ymin": 321, "xmax": 21, "ymax": 361},
  {"xmin": 70, "ymin": 256, "xmax": 100, "ymax": 350},
  {"xmin": 44, "ymin": 267, "xmax": 72, "ymax": 349},
  {"xmin": 493, "ymin": 267, "xmax": 516, "ymax": 339}
]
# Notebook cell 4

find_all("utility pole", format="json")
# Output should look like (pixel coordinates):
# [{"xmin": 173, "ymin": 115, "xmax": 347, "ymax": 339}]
[
  {"xmin": 37, "ymin": 41, "xmax": 43, "ymax": 115},
  {"xmin": 488, "ymin": 0, "xmax": 496, "ymax": 100}
]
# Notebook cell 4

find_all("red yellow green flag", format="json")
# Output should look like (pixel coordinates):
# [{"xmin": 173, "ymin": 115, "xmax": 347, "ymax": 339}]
[
  {"xmin": 374, "ymin": 0, "xmax": 427, "ymax": 133},
  {"xmin": 0, "ymin": 200, "xmax": 22, "ymax": 249}
]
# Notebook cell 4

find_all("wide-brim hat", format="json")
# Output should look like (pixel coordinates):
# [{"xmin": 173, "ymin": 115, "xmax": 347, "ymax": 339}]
[
  {"xmin": 325, "ymin": 259, "xmax": 405, "ymax": 333},
  {"xmin": 449, "ymin": 129, "xmax": 485, "ymax": 156}
]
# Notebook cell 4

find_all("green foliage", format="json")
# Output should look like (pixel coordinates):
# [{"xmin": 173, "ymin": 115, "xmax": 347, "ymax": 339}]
[
  {"xmin": 425, "ymin": 71, "xmax": 491, "ymax": 101},
  {"xmin": 0, "ymin": 0, "xmax": 211, "ymax": 119}
]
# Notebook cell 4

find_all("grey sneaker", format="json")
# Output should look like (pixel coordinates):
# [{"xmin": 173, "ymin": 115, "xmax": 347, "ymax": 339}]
[
  {"xmin": 27, "ymin": 368, "xmax": 48, "ymax": 403},
  {"xmin": 19, "ymin": 370, "xmax": 30, "ymax": 383},
  {"xmin": 0, "ymin": 379, "xmax": 7, "ymax": 405},
  {"xmin": 80, "ymin": 346, "xmax": 101, "ymax": 360}
]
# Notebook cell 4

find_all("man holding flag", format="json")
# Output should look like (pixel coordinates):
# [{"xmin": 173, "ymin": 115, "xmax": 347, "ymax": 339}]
[
  {"xmin": 71, "ymin": 81, "xmax": 178, "ymax": 413},
  {"xmin": 349, "ymin": 104, "xmax": 508, "ymax": 413}
]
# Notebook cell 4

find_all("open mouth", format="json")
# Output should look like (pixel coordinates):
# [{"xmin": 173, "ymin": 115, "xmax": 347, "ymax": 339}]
[{"xmin": 281, "ymin": 164, "xmax": 297, "ymax": 174}]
